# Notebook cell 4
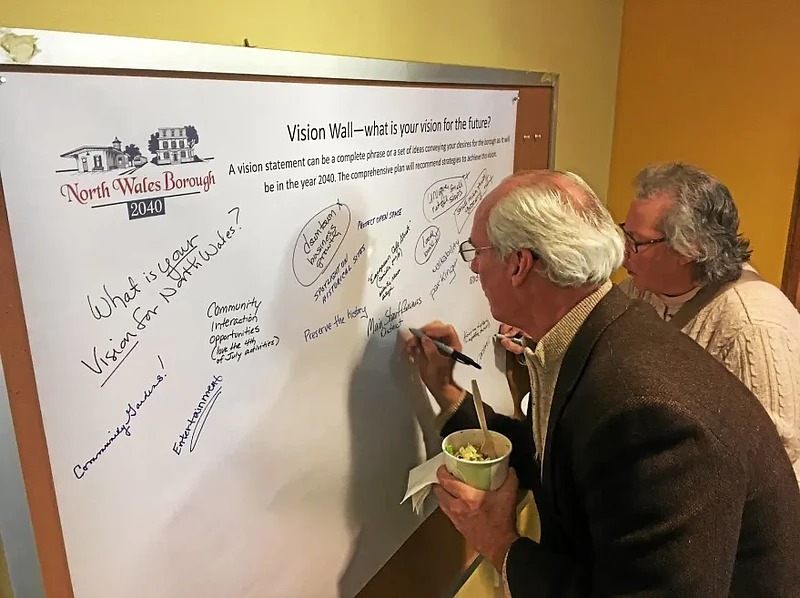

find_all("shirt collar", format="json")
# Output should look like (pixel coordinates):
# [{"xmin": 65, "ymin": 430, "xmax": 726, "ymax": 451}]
[
  {"xmin": 654, "ymin": 285, "xmax": 701, "ymax": 313},
  {"xmin": 524, "ymin": 280, "xmax": 613, "ymax": 368}
]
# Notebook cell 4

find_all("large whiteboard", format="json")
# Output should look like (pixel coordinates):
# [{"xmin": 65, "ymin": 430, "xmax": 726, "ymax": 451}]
[{"xmin": 0, "ymin": 72, "xmax": 517, "ymax": 598}]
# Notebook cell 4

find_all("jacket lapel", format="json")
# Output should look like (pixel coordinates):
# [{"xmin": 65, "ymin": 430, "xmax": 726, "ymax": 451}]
[{"xmin": 541, "ymin": 286, "xmax": 632, "ymax": 498}]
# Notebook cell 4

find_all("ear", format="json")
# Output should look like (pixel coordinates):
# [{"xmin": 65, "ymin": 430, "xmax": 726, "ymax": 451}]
[
  {"xmin": 510, "ymin": 250, "xmax": 536, "ymax": 287},
  {"xmin": 677, "ymin": 254, "xmax": 694, "ymax": 266}
]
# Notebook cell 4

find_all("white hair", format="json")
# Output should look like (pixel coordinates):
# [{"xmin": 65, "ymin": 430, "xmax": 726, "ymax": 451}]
[{"xmin": 486, "ymin": 171, "xmax": 624, "ymax": 287}]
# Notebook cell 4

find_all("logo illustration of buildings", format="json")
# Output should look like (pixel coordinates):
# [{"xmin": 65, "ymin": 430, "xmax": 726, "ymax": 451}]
[
  {"xmin": 148, "ymin": 126, "xmax": 200, "ymax": 165},
  {"xmin": 60, "ymin": 137, "xmax": 141, "ymax": 172},
  {"xmin": 58, "ymin": 126, "xmax": 203, "ymax": 174}
]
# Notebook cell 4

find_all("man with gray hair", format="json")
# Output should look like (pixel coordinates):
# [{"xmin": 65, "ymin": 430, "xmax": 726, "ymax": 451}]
[
  {"xmin": 619, "ymin": 161, "xmax": 800, "ymax": 483},
  {"xmin": 404, "ymin": 169, "xmax": 800, "ymax": 597}
]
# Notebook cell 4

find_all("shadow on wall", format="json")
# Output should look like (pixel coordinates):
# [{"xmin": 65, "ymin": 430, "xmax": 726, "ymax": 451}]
[
  {"xmin": 337, "ymin": 330, "xmax": 442, "ymax": 598},
  {"xmin": 129, "ymin": 193, "xmax": 447, "ymax": 598},
  {"xmin": 250, "ymin": 193, "xmax": 444, "ymax": 597}
]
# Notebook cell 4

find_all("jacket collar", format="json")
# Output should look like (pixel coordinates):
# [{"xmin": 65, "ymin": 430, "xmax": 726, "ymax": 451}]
[{"xmin": 541, "ymin": 285, "xmax": 633, "ymax": 490}]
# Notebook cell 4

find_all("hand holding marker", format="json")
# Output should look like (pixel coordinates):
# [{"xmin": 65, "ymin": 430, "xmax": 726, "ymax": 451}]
[
  {"xmin": 494, "ymin": 334, "xmax": 525, "ymax": 348},
  {"xmin": 408, "ymin": 328, "xmax": 482, "ymax": 370}
]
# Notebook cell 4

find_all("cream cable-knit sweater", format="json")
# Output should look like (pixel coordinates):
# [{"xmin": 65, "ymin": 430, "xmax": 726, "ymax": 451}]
[{"xmin": 620, "ymin": 270, "xmax": 800, "ymax": 484}]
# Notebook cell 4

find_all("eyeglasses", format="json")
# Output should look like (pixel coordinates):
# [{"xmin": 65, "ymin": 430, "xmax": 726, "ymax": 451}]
[
  {"xmin": 459, "ymin": 240, "xmax": 493, "ymax": 262},
  {"xmin": 459, "ymin": 240, "xmax": 539, "ymax": 262},
  {"xmin": 619, "ymin": 222, "xmax": 667, "ymax": 254}
]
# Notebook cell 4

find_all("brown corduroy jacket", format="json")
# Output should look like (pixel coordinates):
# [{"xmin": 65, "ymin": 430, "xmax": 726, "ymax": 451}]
[{"xmin": 442, "ymin": 286, "xmax": 800, "ymax": 597}]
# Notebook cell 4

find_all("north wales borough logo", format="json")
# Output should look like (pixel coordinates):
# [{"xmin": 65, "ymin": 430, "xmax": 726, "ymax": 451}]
[{"xmin": 57, "ymin": 125, "xmax": 216, "ymax": 220}]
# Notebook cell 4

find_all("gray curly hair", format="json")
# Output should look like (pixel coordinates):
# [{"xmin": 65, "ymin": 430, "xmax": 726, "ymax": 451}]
[{"xmin": 634, "ymin": 162, "xmax": 752, "ymax": 284}]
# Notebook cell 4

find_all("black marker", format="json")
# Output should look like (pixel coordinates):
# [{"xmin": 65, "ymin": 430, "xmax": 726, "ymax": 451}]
[{"xmin": 408, "ymin": 327, "xmax": 482, "ymax": 370}]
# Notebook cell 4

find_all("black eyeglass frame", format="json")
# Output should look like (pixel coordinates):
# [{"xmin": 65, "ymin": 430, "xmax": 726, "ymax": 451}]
[
  {"xmin": 458, "ymin": 239, "xmax": 493, "ymax": 262},
  {"xmin": 619, "ymin": 222, "xmax": 667, "ymax": 254}
]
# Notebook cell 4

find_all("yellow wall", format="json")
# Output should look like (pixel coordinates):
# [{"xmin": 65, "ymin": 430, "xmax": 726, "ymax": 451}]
[
  {"xmin": 3, "ymin": 1, "xmax": 624, "ymax": 597},
  {"xmin": 609, "ymin": 0, "xmax": 800, "ymax": 286}
]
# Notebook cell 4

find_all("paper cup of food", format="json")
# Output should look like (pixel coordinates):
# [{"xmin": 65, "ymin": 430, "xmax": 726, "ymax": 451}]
[{"xmin": 441, "ymin": 429, "xmax": 512, "ymax": 491}]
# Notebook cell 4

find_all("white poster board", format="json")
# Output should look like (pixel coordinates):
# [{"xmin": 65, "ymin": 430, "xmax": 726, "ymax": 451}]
[{"xmin": 0, "ymin": 71, "xmax": 518, "ymax": 598}]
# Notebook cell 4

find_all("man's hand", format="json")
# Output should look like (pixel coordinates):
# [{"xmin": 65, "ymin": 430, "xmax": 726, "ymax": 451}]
[
  {"xmin": 434, "ymin": 465, "xmax": 520, "ymax": 571},
  {"xmin": 496, "ymin": 323, "xmax": 529, "ymax": 356},
  {"xmin": 497, "ymin": 324, "xmax": 531, "ymax": 419},
  {"xmin": 403, "ymin": 321, "xmax": 465, "ymax": 409}
]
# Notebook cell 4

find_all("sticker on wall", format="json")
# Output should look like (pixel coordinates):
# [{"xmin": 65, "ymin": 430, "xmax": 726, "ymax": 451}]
[{"xmin": 0, "ymin": 31, "xmax": 41, "ymax": 64}]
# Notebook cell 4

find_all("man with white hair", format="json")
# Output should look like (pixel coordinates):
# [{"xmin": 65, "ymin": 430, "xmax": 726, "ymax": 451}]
[
  {"xmin": 405, "ymin": 170, "xmax": 800, "ymax": 597},
  {"xmin": 619, "ymin": 162, "xmax": 800, "ymax": 483}
]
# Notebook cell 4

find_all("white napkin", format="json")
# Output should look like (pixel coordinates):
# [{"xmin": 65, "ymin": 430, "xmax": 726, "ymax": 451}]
[{"xmin": 401, "ymin": 452, "xmax": 446, "ymax": 514}]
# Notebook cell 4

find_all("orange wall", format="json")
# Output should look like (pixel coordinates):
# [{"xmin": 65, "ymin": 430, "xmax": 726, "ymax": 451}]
[{"xmin": 608, "ymin": 0, "xmax": 800, "ymax": 286}]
